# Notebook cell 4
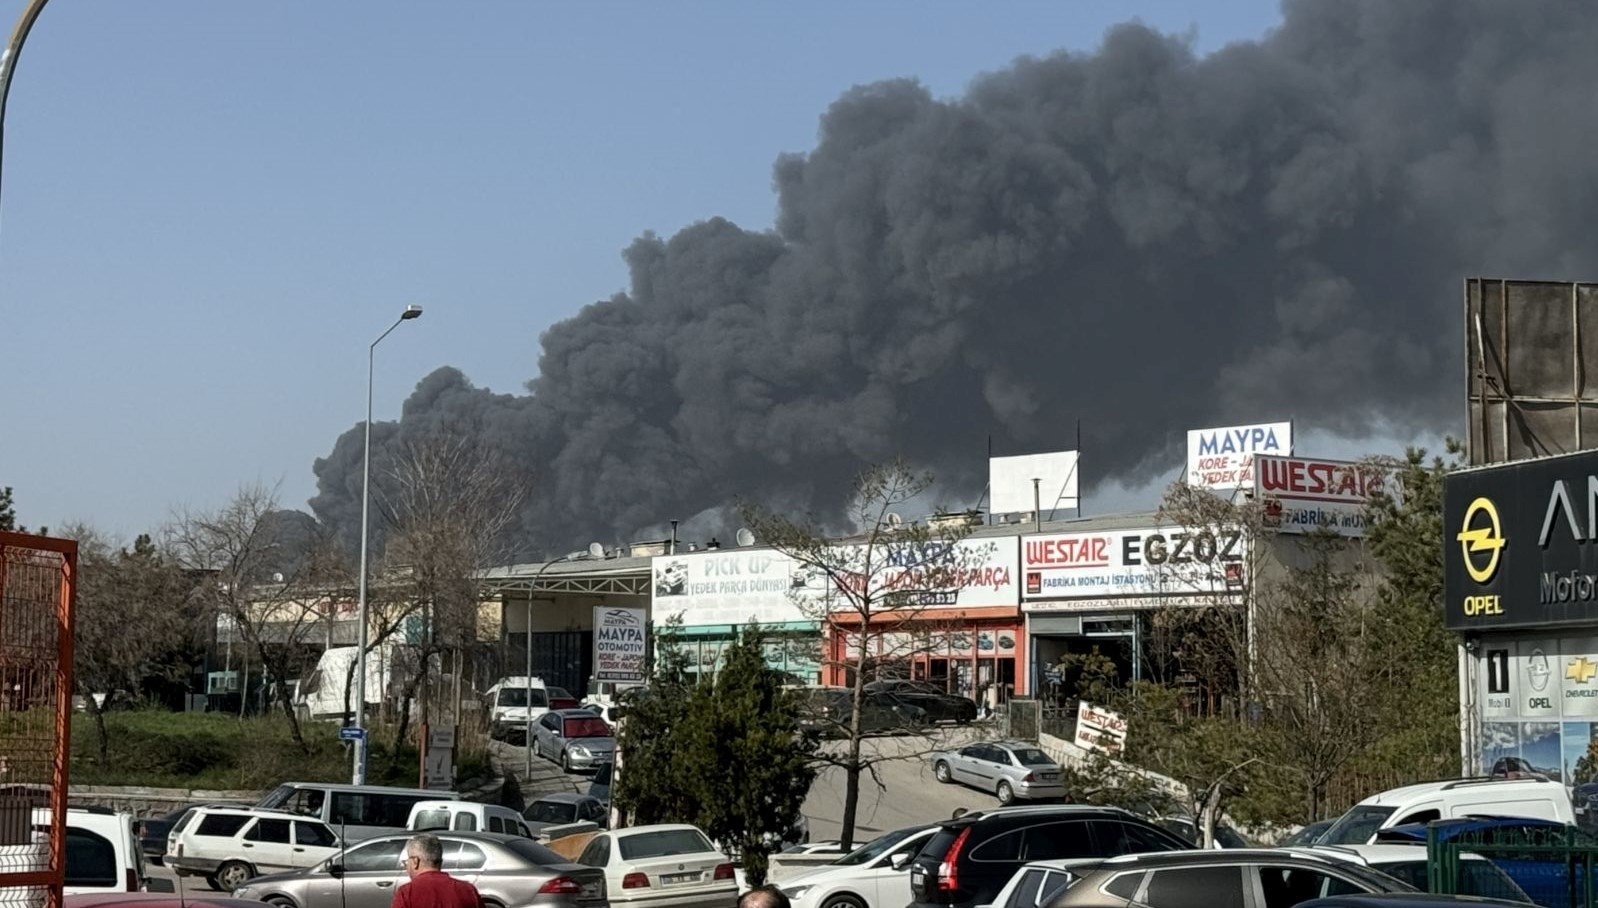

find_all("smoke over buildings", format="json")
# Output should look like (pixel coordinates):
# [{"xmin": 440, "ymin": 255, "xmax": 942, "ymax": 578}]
[{"xmin": 311, "ymin": 0, "xmax": 1598, "ymax": 555}]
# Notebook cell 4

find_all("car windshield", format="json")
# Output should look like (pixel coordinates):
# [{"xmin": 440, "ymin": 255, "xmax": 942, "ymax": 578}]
[
  {"xmin": 1320, "ymin": 805, "xmax": 1397, "ymax": 845},
  {"xmin": 1012, "ymin": 748, "xmax": 1053, "ymax": 766},
  {"xmin": 498, "ymin": 688, "xmax": 548, "ymax": 708},
  {"xmin": 548, "ymin": 687, "xmax": 572, "ymax": 699},
  {"xmin": 834, "ymin": 828, "xmax": 914, "ymax": 866},
  {"xmin": 526, "ymin": 801, "xmax": 577, "ymax": 824},
  {"xmin": 563, "ymin": 717, "xmax": 612, "ymax": 738},
  {"xmin": 618, "ymin": 828, "xmax": 715, "ymax": 860}
]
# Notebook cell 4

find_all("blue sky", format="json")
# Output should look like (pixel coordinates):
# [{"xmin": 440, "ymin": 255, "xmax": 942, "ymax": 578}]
[{"xmin": 0, "ymin": 1, "xmax": 1285, "ymax": 537}]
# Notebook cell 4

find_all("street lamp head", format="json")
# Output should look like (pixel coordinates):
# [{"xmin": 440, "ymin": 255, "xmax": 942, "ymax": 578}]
[{"xmin": 401, "ymin": 305, "xmax": 423, "ymax": 320}]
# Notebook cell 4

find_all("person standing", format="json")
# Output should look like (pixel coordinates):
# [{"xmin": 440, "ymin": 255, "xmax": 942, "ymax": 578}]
[{"xmin": 393, "ymin": 833, "xmax": 483, "ymax": 908}]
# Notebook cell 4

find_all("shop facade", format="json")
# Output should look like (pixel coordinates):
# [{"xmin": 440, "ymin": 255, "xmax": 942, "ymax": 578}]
[
  {"xmin": 650, "ymin": 547, "xmax": 822, "ymax": 683},
  {"xmin": 820, "ymin": 535, "xmax": 1024, "ymax": 704},
  {"xmin": 1446, "ymin": 449, "xmax": 1598, "ymax": 797}
]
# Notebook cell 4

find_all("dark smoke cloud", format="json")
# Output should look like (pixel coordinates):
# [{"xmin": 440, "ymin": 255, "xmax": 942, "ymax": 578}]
[{"xmin": 312, "ymin": 0, "xmax": 1598, "ymax": 555}]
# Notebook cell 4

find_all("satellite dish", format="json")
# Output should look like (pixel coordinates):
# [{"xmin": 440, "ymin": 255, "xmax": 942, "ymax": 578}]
[
  {"xmin": 272, "ymin": 572, "xmax": 284, "ymax": 583},
  {"xmin": 588, "ymin": 542, "xmax": 606, "ymax": 559},
  {"xmin": 886, "ymin": 512, "xmax": 905, "ymax": 528},
  {"xmin": 736, "ymin": 528, "xmax": 756, "ymax": 547}
]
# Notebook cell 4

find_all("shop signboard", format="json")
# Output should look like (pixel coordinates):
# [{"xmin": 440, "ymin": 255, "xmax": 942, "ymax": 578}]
[
  {"xmin": 1254, "ymin": 455, "xmax": 1400, "ymax": 538},
  {"xmin": 593, "ymin": 606, "xmax": 647, "ymax": 683},
  {"xmin": 819, "ymin": 537, "xmax": 1019, "ymax": 612},
  {"xmin": 1186, "ymin": 421, "xmax": 1293, "ymax": 491},
  {"xmin": 1075, "ymin": 701, "xmax": 1128, "ymax": 754},
  {"xmin": 651, "ymin": 549, "xmax": 817, "ymax": 626},
  {"xmin": 1022, "ymin": 527, "xmax": 1247, "ymax": 603},
  {"xmin": 1444, "ymin": 449, "xmax": 1598, "ymax": 630}
]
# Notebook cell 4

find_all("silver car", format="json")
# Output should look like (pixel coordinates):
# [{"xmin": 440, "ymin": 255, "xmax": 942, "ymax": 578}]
[
  {"xmin": 533, "ymin": 709, "xmax": 616, "ymax": 772},
  {"xmin": 228, "ymin": 830, "xmax": 605, "ymax": 908},
  {"xmin": 931, "ymin": 741, "xmax": 1068, "ymax": 805},
  {"xmin": 523, "ymin": 793, "xmax": 610, "ymax": 838}
]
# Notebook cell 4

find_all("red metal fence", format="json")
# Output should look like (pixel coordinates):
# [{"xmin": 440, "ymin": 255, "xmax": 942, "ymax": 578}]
[{"xmin": 0, "ymin": 532, "xmax": 76, "ymax": 908}]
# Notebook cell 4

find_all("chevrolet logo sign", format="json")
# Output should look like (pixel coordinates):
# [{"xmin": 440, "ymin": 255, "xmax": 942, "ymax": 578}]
[{"xmin": 1570, "ymin": 657, "xmax": 1598, "ymax": 685}]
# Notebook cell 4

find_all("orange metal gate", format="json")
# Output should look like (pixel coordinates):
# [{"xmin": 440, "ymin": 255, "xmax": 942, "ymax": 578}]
[{"xmin": 0, "ymin": 532, "xmax": 77, "ymax": 908}]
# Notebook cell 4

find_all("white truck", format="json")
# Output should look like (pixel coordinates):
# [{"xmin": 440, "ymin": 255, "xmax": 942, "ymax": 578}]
[{"xmin": 292, "ymin": 645, "xmax": 398, "ymax": 722}]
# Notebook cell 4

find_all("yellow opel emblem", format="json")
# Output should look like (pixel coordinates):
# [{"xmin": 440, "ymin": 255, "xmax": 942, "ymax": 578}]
[{"xmin": 1457, "ymin": 497, "xmax": 1506, "ymax": 584}]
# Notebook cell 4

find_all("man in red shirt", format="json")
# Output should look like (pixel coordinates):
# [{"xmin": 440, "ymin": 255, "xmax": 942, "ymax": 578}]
[{"xmin": 393, "ymin": 833, "xmax": 484, "ymax": 908}]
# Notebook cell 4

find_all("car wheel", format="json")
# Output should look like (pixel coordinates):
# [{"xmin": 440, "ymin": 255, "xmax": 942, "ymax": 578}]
[
  {"xmin": 934, "ymin": 761, "xmax": 952, "ymax": 783},
  {"xmin": 266, "ymin": 897, "xmax": 297, "ymax": 908},
  {"xmin": 214, "ymin": 860, "xmax": 254, "ymax": 892},
  {"xmin": 561, "ymin": 751, "xmax": 573, "ymax": 773},
  {"xmin": 996, "ymin": 780, "xmax": 1015, "ymax": 805},
  {"xmin": 822, "ymin": 895, "xmax": 868, "ymax": 908}
]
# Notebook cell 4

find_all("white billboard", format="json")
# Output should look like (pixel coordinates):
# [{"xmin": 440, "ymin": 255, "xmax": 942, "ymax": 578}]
[
  {"xmin": 990, "ymin": 451, "xmax": 1079, "ymax": 515},
  {"xmin": 1021, "ymin": 527, "xmax": 1247, "ymax": 604},
  {"xmin": 1186, "ymin": 421, "xmax": 1293, "ymax": 491},
  {"xmin": 1255, "ymin": 455, "xmax": 1400, "ymax": 537},
  {"xmin": 593, "ymin": 606, "xmax": 647, "ymax": 682},
  {"xmin": 651, "ymin": 549, "xmax": 813, "ymax": 627}
]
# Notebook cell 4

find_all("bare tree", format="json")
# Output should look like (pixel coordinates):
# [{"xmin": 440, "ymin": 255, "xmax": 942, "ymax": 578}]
[
  {"xmin": 742, "ymin": 458, "xmax": 994, "ymax": 849},
  {"xmin": 372, "ymin": 438, "xmax": 530, "ymax": 761},
  {"xmin": 65, "ymin": 524, "xmax": 197, "ymax": 765},
  {"xmin": 167, "ymin": 484, "xmax": 349, "ymax": 753}
]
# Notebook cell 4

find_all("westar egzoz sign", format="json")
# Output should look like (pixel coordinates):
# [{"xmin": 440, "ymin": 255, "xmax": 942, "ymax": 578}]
[{"xmin": 1445, "ymin": 449, "xmax": 1598, "ymax": 631}]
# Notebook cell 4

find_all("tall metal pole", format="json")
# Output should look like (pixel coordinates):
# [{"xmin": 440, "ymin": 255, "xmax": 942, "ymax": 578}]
[
  {"xmin": 525, "ymin": 554, "xmax": 571, "ymax": 777},
  {"xmin": 353, "ymin": 307, "xmax": 421, "ymax": 784},
  {"xmin": 0, "ymin": 0, "xmax": 52, "ymax": 218}
]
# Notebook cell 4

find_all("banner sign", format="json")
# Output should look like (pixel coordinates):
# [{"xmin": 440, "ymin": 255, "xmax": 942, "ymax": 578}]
[
  {"xmin": 1075, "ymin": 701, "xmax": 1128, "ymax": 754},
  {"xmin": 1022, "ymin": 527, "xmax": 1247, "ymax": 603},
  {"xmin": 593, "ymin": 606, "xmax": 648, "ymax": 682},
  {"xmin": 652, "ymin": 550, "xmax": 813, "ymax": 626},
  {"xmin": 1445, "ymin": 449, "xmax": 1598, "ymax": 630},
  {"xmin": 817, "ymin": 537, "xmax": 1019, "ymax": 611},
  {"xmin": 1255, "ymin": 455, "xmax": 1400, "ymax": 537},
  {"xmin": 1186, "ymin": 421, "xmax": 1293, "ymax": 491}
]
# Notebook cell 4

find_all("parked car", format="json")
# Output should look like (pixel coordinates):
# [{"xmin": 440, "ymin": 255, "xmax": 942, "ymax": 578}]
[
  {"xmin": 137, "ymin": 804, "xmax": 246, "ymax": 866},
  {"xmin": 907, "ymin": 805, "xmax": 1191, "ymax": 908},
  {"xmin": 66, "ymin": 896, "xmax": 262, "ymax": 908},
  {"xmin": 1043, "ymin": 849, "xmax": 1415, "ymax": 908},
  {"xmin": 254, "ymin": 782, "xmax": 458, "ymax": 843},
  {"xmin": 1318, "ymin": 778, "xmax": 1574, "ymax": 846},
  {"xmin": 864, "ymin": 680, "xmax": 977, "ymax": 724},
  {"xmin": 588, "ymin": 762, "xmax": 611, "ymax": 807},
  {"xmin": 1373, "ymin": 816, "xmax": 1590, "ymax": 908},
  {"xmin": 166, "ymin": 806, "xmax": 343, "ymax": 892},
  {"xmin": 1294, "ymin": 896, "xmax": 1535, "ymax": 908},
  {"xmin": 582, "ymin": 680, "xmax": 644, "ymax": 724},
  {"xmin": 408, "ymin": 800, "xmax": 534, "ymax": 838},
  {"xmin": 983, "ymin": 858, "xmax": 1096, "ymax": 908},
  {"xmin": 1306, "ymin": 843, "xmax": 1532, "ymax": 903},
  {"xmin": 547, "ymin": 687, "xmax": 582, "ymax": 711},
  {"xmin": 524, "ymin": 793, "xmax": 611, "ymax": 837},
  {"xmin": 533, "ymin": 709, "xmax": 616, "ymax": 772},
  {"xmin": 485, "ymin": 676, "xmax": 551, "ymax": 741},
  {"xmin": 573, "ymin": 823, "xmax": 737, "ymax": 906},
  {"xmin": 1152, "ymin": 815, "xmax": 1253, "ymax": 848},
  {"xmin": 20, "ymin": 808, "xmax": 149, "ymax": 895},
  {"xmin": 1280, "ymin": 820, "xmax": 1337, "ymax": 848},
  {"xmin": 1573, "ymin": 782, "xmax": 1598, "ymax": 830},
  {"xmin": 779, "ymin": 824, "xmax": 935, "ymax": 908},
  {"xmin": 930, "ymin": 741, "xmax": 1067, "ymax": 805},
  {"xmin": 796, "ymin": 687, "xmax": 929, "ymax": 737},
  {"xmin": 228, "ymin": 830, "xmax": 606, "ymax": 908}
]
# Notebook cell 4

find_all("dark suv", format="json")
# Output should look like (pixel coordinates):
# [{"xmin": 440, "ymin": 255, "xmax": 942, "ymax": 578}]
[
  {"xmin": 908, "ymin": 805, "xmax": 1190, "ymax": 907},
  {"xmin": 866, "ymin": 679, "xmax": 979, "ymax": 724}
]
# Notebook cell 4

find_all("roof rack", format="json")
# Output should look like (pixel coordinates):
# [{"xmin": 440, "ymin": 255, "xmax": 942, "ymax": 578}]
[{"xmin": 1440, "ymin": 776, "xmax": 1553, "ymax": 791}]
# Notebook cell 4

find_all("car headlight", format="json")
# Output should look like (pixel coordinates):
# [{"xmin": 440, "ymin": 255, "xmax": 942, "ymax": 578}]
[
  {"xmin": 232, "ymin": 886, "xmax": 256, "ymax": 899},
  {"xmin": 780, "ymin": 884, "xmax": 812, "ymax": 898},
  {"xmin": 571, "ymin": 745, "xmax": 591, "ymax": 757}
]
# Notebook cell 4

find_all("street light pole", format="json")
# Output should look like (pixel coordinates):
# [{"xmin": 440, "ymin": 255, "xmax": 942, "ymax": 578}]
[
  {"xmin": 525, "ymin": 553, "xmax": 573, "ymax": 778},
  {"xmin": 353, "ymin": 304, "xmax": 423, "ymax": 785}
]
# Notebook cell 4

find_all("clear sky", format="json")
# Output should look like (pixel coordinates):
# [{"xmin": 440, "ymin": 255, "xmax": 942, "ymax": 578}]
[{"xmin": 0, "ymin": 1, "xmax": 1286, "ymax": 538}]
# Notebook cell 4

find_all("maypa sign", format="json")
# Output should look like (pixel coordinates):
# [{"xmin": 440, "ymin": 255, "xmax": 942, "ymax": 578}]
[
  {"xmin": 593, "ymin": 607, "xmax": 647, "ymax": 682},
  {"xmin": 821, "ymin": 537, "xmax": 1019, "ymax": 611},
  {"xmin": 1186, "ymin": 421, "xmax": 1293, "ymax": 491},
  {"xmin": 1075, "ymin": 701, "xmax": 1128, "ymax": 754},
  {"xmin": 1255, "ymin": 455, "xmax": 1400, "ymax": 538}
]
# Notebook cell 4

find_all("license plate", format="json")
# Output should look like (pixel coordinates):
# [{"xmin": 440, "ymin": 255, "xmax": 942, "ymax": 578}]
[
  {"xmin": 581, "ymin": 882, "xmax": 600, "ymax": 898},
  {"xmin": 1041, "ymin": 772, "xmax": 1060, "ymax": 781},
  {"xmin": 662, "ymin": 871, "xmax": 701, "ymax": 884}
]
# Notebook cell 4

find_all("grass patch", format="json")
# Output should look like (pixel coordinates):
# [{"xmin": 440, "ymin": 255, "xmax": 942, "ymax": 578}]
[{"xmin": 70, "ymin": 710, "xmax": 477, "ymax": 791}]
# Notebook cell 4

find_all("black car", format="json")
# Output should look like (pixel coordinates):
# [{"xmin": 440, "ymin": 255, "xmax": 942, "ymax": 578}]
[
  {"xmin": 1047, "ymin": 849, "xmax": 1415, "ymax": 908},
  {"xmin": 796, "ymin": 687, "xmax": 930, "ymax": 736},
  {"xmin": 907, "ymin": 805, "xmax": 1191, "ymax": 908},
  {"xmin": 865, "ymin": 679, "xmax": 978, "ymax": 724}
]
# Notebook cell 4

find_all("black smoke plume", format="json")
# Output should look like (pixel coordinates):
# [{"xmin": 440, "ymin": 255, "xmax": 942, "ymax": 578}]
[{"xmin": 312, "ymin": 0, "xmax": 1598, "ymax": 556}]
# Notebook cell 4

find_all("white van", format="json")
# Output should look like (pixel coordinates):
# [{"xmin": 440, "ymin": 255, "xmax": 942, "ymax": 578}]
[
  {"xmin": 484, "ymin": 676, "xmax": 549, "ymax": 741},
  {"xmin": 1319, "ymin": 777, "xmax": 1576, "ymax": 845},
  {"xmin": 9, "ymin": 808, "xmax": 148, "ymax": 894},
  {"xmin": 254, "ymin": 782, "xmax": 460, "ymax": 842},
  {"xmin": 406, "ymin": 800, "xmax": 534, "ymax": 838},
  {"xmin": 293, "ymin": 645, "xmax": 397, "ymax": 722}
]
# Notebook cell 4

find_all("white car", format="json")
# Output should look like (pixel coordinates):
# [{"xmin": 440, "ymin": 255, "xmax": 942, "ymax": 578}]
[
  {"xmin": 166, "ymin": 806, "xmax": 342, "ymax": 891},
  {"xmin": 780, "ymin": 825, "xmax": 935, "ymax": 908},
  {"xmin": 979, "ymin": 857, "xmax": 1105, "ymax": 908},
  {"xmin": 10, "ymin": 808, "xmax": 149, "ymax": 895},
  {"xmin": 485, "ymin": 676, "xmax": 550, "ymax": 741},
  {"xmin": 1304, "ymin": 843, "xmax": 1533, "ymax": 901},
  {"xmin": 574, "ymin": 823, "xmax": 737, "ymax": 906}
]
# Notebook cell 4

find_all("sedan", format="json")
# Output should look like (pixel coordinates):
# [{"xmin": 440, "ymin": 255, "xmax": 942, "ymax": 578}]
[
  {"xmin": 1046, "ymin": 849, "xmax": 1413, "ymax": 908},
  {"xmin": 931, "ymin": 741, "xmax": 1066, "ymax": 804},
  {"xmin": 525, "ymin": 793, "xmax": 611, "ymax": 837},
  {"xmin": 864, "ymin": 680, "xmax": 977, "ymax": 724},
  {"xmin": 780, "ymin": 824, "xmax": 935, "ymax": 908},
  {"xmin": 534, "ymin": 709, "xmax": 616, "ymax": 772},
  {"xmin": 227, "ymin": 830, "xmax": 606, "ymax": 908},
  {"xmin": 573, "ymin": 823, "xmax": 737, "ymax": 907}
]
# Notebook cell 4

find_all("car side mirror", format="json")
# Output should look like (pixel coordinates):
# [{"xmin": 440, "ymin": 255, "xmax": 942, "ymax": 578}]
[
  {"xmin": 326, "ymin": 857, "xmax": 345, "ymax": 878},
  {"xmin": 890, "ymin": 852, "xmax": 911, "ymax": 871}
]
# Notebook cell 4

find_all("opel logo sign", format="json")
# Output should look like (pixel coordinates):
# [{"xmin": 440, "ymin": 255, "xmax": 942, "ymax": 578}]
[{"xmin": 1457, "ymin": 496, "xmax": 1506, "ymax": 584}]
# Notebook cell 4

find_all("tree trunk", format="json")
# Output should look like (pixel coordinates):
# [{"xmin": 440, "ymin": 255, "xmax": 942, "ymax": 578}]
[
  {"xmin": 392, "ymin": 652, "xmax": 432, "ymax": 765},
  {"xmin": 82, "ymin": 690, "xmax": 110, "ymax": 766},
  {"xmin": 840, "ymin": 622, "xmax": 869, "ymax": 851},
  {"xmin": 254, "ymin": 642, "xmax": 311, "ymax": 755}
]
